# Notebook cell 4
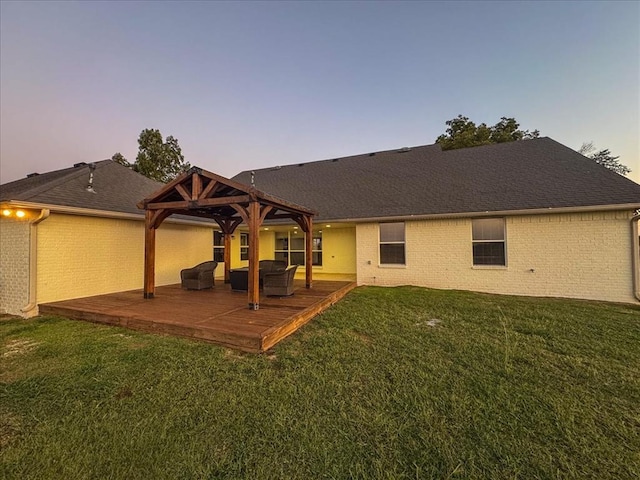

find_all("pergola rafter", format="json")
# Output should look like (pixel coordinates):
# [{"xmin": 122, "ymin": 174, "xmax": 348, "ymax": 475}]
[{"xmin": 137, "ymin": 167, "xmax": 316, "ymax": 310}]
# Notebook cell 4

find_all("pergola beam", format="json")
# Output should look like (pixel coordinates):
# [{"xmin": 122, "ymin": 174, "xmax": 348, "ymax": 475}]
[{"xmin": 147, "ymin": 195, "xmax": 251, "ymax": 210}]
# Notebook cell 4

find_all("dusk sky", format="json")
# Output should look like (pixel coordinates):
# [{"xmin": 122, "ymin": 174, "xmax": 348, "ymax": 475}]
[{"xmin": 1, "ymin": 1, "xmax": 639, "ymax": 184}]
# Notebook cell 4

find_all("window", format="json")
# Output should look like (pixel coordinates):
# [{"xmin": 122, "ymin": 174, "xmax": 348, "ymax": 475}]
[
  {"xmin": 240, "ymin": 233, "xmax": 249, "ymax": 261},
  {"xmin": 274, "ymin": 230, "xmax": 322, "ymax": 266},
  {"xmin": 213, "ymin": 231, "xmax": 224, "ymax": 263},
  {"xmin": 472, "ymin": 218, "xmax": 506, "ymax": 266},
  {"xmin": 379, "ymin": 222, "xmax": 405, "ymax": 265}
]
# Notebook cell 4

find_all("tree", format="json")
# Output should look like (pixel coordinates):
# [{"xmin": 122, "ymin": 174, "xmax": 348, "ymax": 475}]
[
  {"xmin": 578, "ymin": 142, "xmax": 630, "ymax": 176},
  {"xmin": 111, "ymin": 152, "xmax": 130, "ymax": 167},
  {"xmin": 435, "ymin": 115, "xmax": 539, "ymax": 151},
  {"xmin": 111, "ymin": 129, "xmax": 191, "ymax": 183}
]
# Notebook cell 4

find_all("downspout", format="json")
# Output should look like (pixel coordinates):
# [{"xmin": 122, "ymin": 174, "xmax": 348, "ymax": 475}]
[
  {"xmin": 632, "ymin": 211, "xmax": 640, "ymax": 302},
  {"xmin": 20, "ymin": 209, "xmax": 50, "ymax": 316}
]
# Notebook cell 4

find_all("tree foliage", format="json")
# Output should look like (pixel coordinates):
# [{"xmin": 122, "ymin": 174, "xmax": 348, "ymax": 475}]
[
  {"xmin": 112, "ymin": 129, "xmax": 191, "ymax": 183},
  {"xmin": 111, "ymin": 152, "xmax": 130, "ymax": 167},
  {"xmin": 578, "ymin": 142, "xmax": 630, "ymax": 176},
  {"xmin": 436, "ymin": 115, "xmax": 540, "ymax": 151}
]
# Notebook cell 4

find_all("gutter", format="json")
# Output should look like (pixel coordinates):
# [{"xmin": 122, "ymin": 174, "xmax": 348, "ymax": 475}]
[
  {"xmin": 632, "ymin": 211, "xmax": 640, "ymax": 302},
  {"xmin": 323, "ymin": 203, "xmax": 640, "ymax": 224},
  {"xmin": 258, "ymin": 203, "xmax": 640, "ymax": 227},
  {"xmin": 1, "ymin": 201, "xmax": 216, "ymax": 228},
  {"xmin": 20, "ymin": 208, "xmax": 50, "ymax": 316}
]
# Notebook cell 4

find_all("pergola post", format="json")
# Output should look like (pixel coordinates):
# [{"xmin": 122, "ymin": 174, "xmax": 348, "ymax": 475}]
[
  {"xmin": 223, "ymin": 233, "xmax": 232, "ymax": 284},
  {"xmin": 305, "ymin": 216, "xmax": 313, "ymax": 289},
  {"xmin": 143, "ymin": 210, "xmax": 156, "ymax": 299},
  {"xmin": 247, "ymin": 201, "xmax": 260, "ymax": 310}
]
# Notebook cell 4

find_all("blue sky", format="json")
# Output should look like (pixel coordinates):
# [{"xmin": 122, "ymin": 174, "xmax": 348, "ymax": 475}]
[{"xmin": 1, "ymin": 1, "xmax": 638, "ymax": 183}]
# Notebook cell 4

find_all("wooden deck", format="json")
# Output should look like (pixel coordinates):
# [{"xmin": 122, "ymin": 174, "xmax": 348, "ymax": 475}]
[{"xmin": 39, "ymin": 280, "xmax": 357, "ymax": 353}]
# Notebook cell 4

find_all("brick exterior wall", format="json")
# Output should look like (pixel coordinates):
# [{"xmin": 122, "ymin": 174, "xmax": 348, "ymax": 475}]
[
  {"xmin": 36, "ymin": 213, "xmax": 214, "ymax": 305},
  {"xmin": 0, "ymin": 218, "xmax": 31, "ymax": 315},
  {"xmin": 356, "ymin": 210, "xmax": 638, "ymax": 304}
]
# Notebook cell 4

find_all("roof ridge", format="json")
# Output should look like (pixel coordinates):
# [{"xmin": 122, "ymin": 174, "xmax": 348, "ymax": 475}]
[
  {"xmin": 240, "ymin": 142, "xmax": 442, "ymax": 175},
  {"xmin": 9, "ymin": 159, "xmax": 111, "ymax": 201}
]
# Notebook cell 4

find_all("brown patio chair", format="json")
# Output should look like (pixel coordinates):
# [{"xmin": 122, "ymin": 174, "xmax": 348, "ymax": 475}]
[
  {"xmin": 180, "ymin": 261, "xmax": 218, "ymax": 290},
  {"xmin": 263, "ymin": 265, "xmax": 298, "ymax": 297}
]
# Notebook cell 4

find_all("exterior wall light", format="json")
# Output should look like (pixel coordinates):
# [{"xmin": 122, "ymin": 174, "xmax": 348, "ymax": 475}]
[{"xmin": 1, "ymin": 208, "xmax": 32, "ymax": 219}]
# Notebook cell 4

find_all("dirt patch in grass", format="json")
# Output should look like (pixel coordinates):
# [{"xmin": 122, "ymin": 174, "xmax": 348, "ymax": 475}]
[
  {"xmin": 1, "ymin": 339, "xmax": 43, "ymax": 383},
  {"xmin": 2, "ymin": 339, "xmax": 41, "ymax": 358},
  {"xmin": 0, "ymin": 410, "xmax": 22, "ymax": 449},
  {"xmin": 115, "ymin": 385, "xmax": 134, "ymax": 400},
  {"xmin": 348, "ymin": 330, "xmax": 373, "ymax": 345},
  {"xmin": 224, "ymin": 349, "xmax": 248, "ymax": 361}
]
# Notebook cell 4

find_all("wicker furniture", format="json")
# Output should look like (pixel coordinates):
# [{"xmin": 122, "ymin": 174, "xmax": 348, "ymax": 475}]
[
  {"xmin": 230, "ymin": 261, "xmax": 287, "ymax": 291},
  {"xmin": 259, "ymin": 260, "xmax": 287, "ymax": 275},
  {"xmin": 230, "ymin": 268, "xmax": 250, "ymax": 291},
  {"xmin": 263, "ymin": 265, "xmax": 298, "ymax": 297},
  {"xmin": 258, "ymin": 260, "xmax": 286, "ymax": 286},
  {"xmin": 180, "ymin": 261, "xmax": 218, "ymax": 290}
]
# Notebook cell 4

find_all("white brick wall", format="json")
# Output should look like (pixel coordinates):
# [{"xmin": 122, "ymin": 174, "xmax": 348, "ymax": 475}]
[
  {"xmin": 36, "ymin": 214, "xmax": 214, "ymax": 305},
  {"xmin": 0, "ymin": 218, "xmax": 30, "ymax": 315},
  {"xmin": 356, "ymin": 210, "xmax": 638, "ymax": 304}
]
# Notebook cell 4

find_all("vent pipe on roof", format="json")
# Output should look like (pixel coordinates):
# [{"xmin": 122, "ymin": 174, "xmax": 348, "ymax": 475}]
[
  {"xmin": 250, "ymin": 171, "xmax": 255, "ymax": 187},
  {"xmin": 85, "ymin": 163, "xmax": 97, "ymax": 194}
]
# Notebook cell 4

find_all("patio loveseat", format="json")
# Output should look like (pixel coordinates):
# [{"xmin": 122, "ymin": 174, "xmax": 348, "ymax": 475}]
[
  {"xmin": 180, "ymin": 261, "xmax": 218, "ymax": 290},
  {"xmin": 230, "ymin": 260, "xmax": 287, "ymax": 291}
]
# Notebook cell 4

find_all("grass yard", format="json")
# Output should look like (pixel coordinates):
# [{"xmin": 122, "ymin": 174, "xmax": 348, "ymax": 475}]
[{"xmin": 1, "ymin": 286, "xmax": 639, "ymax": 479}]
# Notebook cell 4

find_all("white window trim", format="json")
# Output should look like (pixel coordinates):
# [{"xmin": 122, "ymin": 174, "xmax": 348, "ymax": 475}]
[
  {"xmin": 378, "ymin": 222, "xmax": 406, "ymax": 266},
  {"xmin": 471, "ymin": 218, "xmax": 508, "ymax": 267}
]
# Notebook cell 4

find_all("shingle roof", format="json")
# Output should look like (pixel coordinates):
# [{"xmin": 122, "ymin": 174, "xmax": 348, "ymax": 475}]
[
  {"xmin": 232, "ymin": 138, "xmax": 640, "ymax": 221},
  {"xmin": 1, "ymin": 160, "xmax": 163, "ymax": 216}
]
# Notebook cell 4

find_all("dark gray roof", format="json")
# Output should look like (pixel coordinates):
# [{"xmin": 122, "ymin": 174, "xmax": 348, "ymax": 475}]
[
  {"xmin": 1, "ymin": 160, "xmax": 163, "ymax": 216},
  {"xmin": 233, "ymin": 138, "xmax": 640, "ymax": 221}
]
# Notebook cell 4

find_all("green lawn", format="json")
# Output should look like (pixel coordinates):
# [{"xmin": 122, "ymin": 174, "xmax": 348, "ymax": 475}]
[{"xmin": 1, "ymin": 287, "xmax": 639, "ymax": 479}]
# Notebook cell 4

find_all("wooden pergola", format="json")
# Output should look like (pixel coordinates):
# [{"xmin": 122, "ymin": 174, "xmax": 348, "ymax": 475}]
[{"xmin": 137, "ymin": 167, "xmax": 316, "ymax": 310}]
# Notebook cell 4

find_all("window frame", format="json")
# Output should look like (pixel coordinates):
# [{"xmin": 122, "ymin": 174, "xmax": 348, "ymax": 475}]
[
  {"xmin": 471, "ymin": 217, "xmax": 507, "ymax": 267},
  {"xmin": 213, "ymin": 231, "xmax": 225, "ymax": 263},
  {"xmin": 379, "ymin": 222, "xmax": 406, "ymax": 266},
  {"xmin": 274, "ymin": 229, "xmax": 323, "ymax": 266},
  {"xmin": 240, "ymin": 233, "xmax": 249, "ymax": 261}
]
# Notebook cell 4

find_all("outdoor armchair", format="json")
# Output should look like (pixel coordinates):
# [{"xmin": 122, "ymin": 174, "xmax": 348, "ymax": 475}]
[
  {"xmin": 263, "ymin": 265, "xmax": 298, "ymax": 297},
  {"xmin": 258, "ymin": 260, "xmax": 287, "ymax": 274},
  {"xmin": 180, "ymin": 261, "xmax": 218, "ymax": 290},
  {"xmin": 258, "ymin": 260, "xmax": 287, "ymax": 286}
]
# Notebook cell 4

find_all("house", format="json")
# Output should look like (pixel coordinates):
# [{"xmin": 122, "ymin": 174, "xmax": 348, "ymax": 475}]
[
  {"xmin": 0, "ymin": 161, "xmax": 224, "ymax": 316},
  {"xmin": 2, "ymin": 137, "xmax": 639, "ymax": 317},
  {"xmin": 231, "ymin": 138, "xmax": 640, "ymax": 304}
]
